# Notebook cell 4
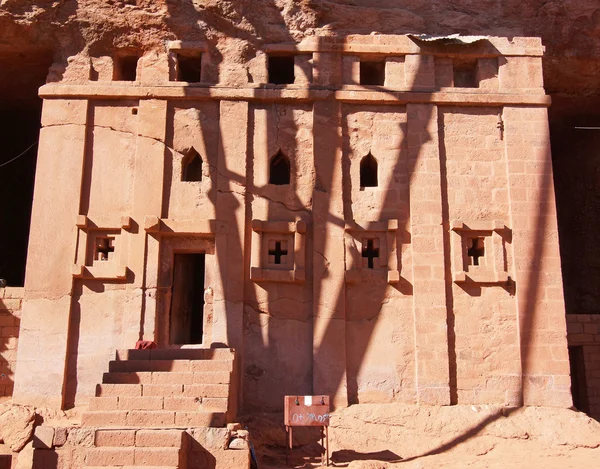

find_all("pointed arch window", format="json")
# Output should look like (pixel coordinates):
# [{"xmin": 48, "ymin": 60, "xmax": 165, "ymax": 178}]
[
  {"xmin": 181, "ymin": 148, "xmax": 203, "ymax": 182},
  {"xmin": 269, "ymin": 151, "xmax": 291, "ymax": 185},
  {"xmin": 360, "ymin": 153, "xmax": 378, "ymax": 188}
]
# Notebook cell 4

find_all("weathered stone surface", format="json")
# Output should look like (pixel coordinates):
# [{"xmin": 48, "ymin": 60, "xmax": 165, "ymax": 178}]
[
  {"xmin": 0, "ymin": 403, "xmax": 35, "ymax": 452},
  {"xmin": 32, "ymin": 426, "xmax": 54, "ymax": 449}
]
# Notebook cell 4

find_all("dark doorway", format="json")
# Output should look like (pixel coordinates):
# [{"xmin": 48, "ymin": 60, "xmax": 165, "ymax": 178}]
[
  {"xmin": 569, "ymin": 346, "xmax": 590, "ymax": 414},
  {"xmin": 170, "ymin": 253, "xmax": 205, "ymax": 345}
]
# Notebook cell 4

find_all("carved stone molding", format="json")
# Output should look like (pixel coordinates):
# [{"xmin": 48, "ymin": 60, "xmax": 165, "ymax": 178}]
[
  {"xmin": 450, "ymin": 220, "xmax": 511, "ymax": 284},
  {"xmin": 344, "ymin": 219, "xmax": 400, "ymax": 284},
  {"xmin": 250, "ymin": 219, "xmax": 308, "ymax": 283}
]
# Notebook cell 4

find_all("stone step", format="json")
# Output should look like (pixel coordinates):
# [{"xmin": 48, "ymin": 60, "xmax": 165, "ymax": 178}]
[
  {"xmin": 116, "ymin": 348, "xmax": 234, "ymax": 361},
  {"xmin": 108, "ymin": 359, "xmax": 233, "ymax": 373},
  {"xmin": 102, "ymin": 371, "xmax": 231, "ymax": 385},
  {"xmin": 96, "ymin": 383, "xmax": 229, "ymax": 399},
  {"xmin": 89, "ymin": 395, "xmax": 228, "ymax": 412},
  {"xmin": 81, "ymin": 410, "xmax": 226, "ymax": 427},
  {"xmin": 94, "ymin": 429, "xmax": 186, "ymax": 448},
  {"xmin": 85, "ymin": 446, "xmax": 183, "ymax": 467}
]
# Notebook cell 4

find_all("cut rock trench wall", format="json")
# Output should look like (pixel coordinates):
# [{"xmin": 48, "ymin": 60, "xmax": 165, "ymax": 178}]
[{"xmin": 0, "ymin": 287, "xmax": 22, "ymax": 398}]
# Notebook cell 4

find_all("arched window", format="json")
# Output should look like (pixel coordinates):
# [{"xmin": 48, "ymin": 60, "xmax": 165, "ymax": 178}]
[
  {"xmin": 269, "ymin": 151, "xmax": 290, "ymax": 185},
  {"xmin": 181, "ymin": 148, "xmax": 203, "ymax": 182},
  {"xmin": 360, "ymin": 153, "xmax": 378, "ymax": 187}
]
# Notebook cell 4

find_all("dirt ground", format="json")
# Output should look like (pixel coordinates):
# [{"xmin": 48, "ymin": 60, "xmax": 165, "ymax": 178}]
[{"xmin": 247, "ymin": 404, "xmax": 600, "ymax": 469}]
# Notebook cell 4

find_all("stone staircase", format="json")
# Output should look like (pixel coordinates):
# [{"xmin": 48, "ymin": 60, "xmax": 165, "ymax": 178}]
[
  {"xmin": 84, "ymin": 429, "xmax": 188, "ymax": 469},
  {"xmin": 78, "ymin": 348, "xmax": 242, "ymax": 469}
]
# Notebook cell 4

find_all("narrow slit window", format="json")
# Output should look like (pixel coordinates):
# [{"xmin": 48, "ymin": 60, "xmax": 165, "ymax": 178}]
[
  {"xmin": 268, "ymin": 55, "xmax": 295, "ymax": 85},
  {"xmin": 114, "ymin": 53, "xmax": 140, "ymax": 81},
  {"xmin": 177, "ymin": 52, "xmax": 202, "ymax": 83},
  {"xmin": 453, "ymin": 58, "xmax": 478, "ymax": 88},
  {"xmin": 269, "ymin": 151, "xmax": 291, "ymax": 185},
  {"xmin": 360, "ymin": 153, "xmax": 378, "ymax": 187},
  {"xmin": 182, "ymin": 148, "xmax": 203, "ymax": 182},
  {"xmin": 360, "ymin": 61, "xmax": 385, "ymax": 86}
]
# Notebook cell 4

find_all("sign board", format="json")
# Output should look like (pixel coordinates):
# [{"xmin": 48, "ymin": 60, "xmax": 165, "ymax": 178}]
[{"xmin": 284, "ymin": 395, "xmax": 330, "ymax": 427}]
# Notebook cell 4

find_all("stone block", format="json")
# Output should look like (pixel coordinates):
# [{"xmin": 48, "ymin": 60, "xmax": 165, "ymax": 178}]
[
  {"xmin": 88, "ymin": 397, "xmax": 119, "ymax": 411},
  {"xmin": 182, "ymin": 384, "xmax": 229, "ymax": 398},
  {"xmin": 135, "ymin": 430, "xmax": 184, "ymax": 448},
  {"xmin": 126, "ymin": 411, "xmax": 175, "ymax": 427},
  {"xmin": 32, "ymin": 426, "xmax": 54, "ymax": 449},
  {"xmin": 96, "ymin": 384, "xmax": 142, "ymax": 397},
  {"xmin": 118, "ymin": 396, "xmax": 164, "ymax": 411},
  {"xmin": 81, "ymin": 411, "xmax": 128, "ymax": 427},
  {"xmin": 95, "ymin": 430, "xmax": 136, "ymax": 447},
  {"xmin": 174, "ymin": 412, "xmax": 225, "ymax": 427},
  {"xmin": 53, "ymin": 427, "xmax": 68, "ymax": 447},
  {"xmin": 134, "ymin": 447, "xmax": 181, "ymax": 466},
  {"xmin": 85, "ymin": 447, "xmax": 134, "ymax": 466},
  {"xmin": 189, "ymin": 360, "xmax": 233, "ymax": 373},
  {"xmin": 192, "ymin": 371, "xmax": 231, "ymax": 384},
  {"xmin": 163, "ymin": 397, "xmax": 202, "ymax": 411},
  {"xmin": 142, "ymin": 384, "xmax": 183, "ymax": 397}
]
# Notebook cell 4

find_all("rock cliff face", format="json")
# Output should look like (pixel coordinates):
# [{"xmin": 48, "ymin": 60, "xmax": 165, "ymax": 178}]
[
  {"xmin": 0, "ymin": 2, "xmax": 599, "ymax": 312},
  {"xmin": 0, "ymin": 0, "xmax": 599, "ymax": 95}
]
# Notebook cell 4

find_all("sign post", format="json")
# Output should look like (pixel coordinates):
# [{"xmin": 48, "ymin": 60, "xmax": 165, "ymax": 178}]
[{"xmin": 284, "ymin": 395, "xmax": 330, "ymax": 466}]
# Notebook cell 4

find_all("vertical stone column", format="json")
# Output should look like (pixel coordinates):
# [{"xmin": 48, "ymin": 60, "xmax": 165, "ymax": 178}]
[
  {"xmin": 312, "ymin": 100, "xmax": 348, "ymax": 409},
  {"xmin": 504, "ymin": 105, "xmax": 572, "ymax": 407},
  {"xmin": 13, "ymin": 99, "xmax": 88, "ymax": 408},
  {"xmin": 214, "ymin": 100, "xmax": 248, "ymax": 352},
  {"xmin": 407, "ymin": 103, "xmax": 451, "ymax": 405},
  {"xmin": 130, "ymin": 100, "xmax": 167, "ymax": 344}
]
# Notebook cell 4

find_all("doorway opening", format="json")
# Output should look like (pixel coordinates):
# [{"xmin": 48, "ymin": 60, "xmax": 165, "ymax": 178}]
[
  {"xmin": 170, "ymin": 253, "xmax": 205, "ymax": 345},
  {"xmin": 569, "ymin": 345, "xmax": 590, "ymax": 414}
]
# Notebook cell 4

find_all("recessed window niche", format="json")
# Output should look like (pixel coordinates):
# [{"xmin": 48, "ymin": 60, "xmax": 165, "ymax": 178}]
[
  {"xmin": 453, "ymin": 58, "xmax": 478, "ymax": 88},
  {"xmin": 113, "ymin": 52, "xmax": 140, "ymax": 81},
  {"xmin": 269, "ymin": 151, "xmax": 291, "ymax": 185},
  {"xmin": 176, "ymin": 52, "xmax": 202, "ymax": 83},
  {"xmin": 268, "ymin": 55, "xmax": 295, "ymax": 85},
  {"xmin": 360, "ymin": 153, "xmax": 378, "ymax": 188},
  {"xmin": 360, "ymin": 61, "xmax": 385, "ymax": 86},
  {"xmin": 181, "ymin": 148, "xmax": 203, "ymax": 182}
]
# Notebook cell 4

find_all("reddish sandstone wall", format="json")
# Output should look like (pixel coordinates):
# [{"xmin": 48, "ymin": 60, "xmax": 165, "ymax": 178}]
[{"xmin": 0, "ymin": 287, "xmax": 22, "ymax": 397}]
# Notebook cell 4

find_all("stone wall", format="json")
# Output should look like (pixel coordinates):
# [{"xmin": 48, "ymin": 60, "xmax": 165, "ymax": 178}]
[
  {"xmin": 0, "ymin": 287, "xmax": 23, "ymax": 397},
  {"xmin": 566, "ymin": 314, "xmax": 600, "ymax": 420}
]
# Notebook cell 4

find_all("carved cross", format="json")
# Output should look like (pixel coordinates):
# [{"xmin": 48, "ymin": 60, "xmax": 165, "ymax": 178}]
[
  {"xmin": 268, "ymin": 241, "xmax": 288, "ymax": 265},
  {"xmin": 96, "ymin": 237, "xmax": 115, "ymax": 261},
  {"xmin": 467, "ymin": 237, "xmax": 485, "ymax": 266},
  {"xmin": 362, "ymin": 238, "xmax": 379, "ymax": 269}
]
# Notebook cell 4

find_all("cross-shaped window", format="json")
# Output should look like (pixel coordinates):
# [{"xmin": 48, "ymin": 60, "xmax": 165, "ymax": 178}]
[
  {"xmin": 467, "ymin": 237, "xmax": 485, "ymax": 266},
  {"xmin": 95, "ymin": 237, "xmax": 115, "ymax": 261},
  {"xmin": 362, "ymin": 238, "xmax": 379, "ymax": 269},
  {"xmin": 268, "ymin": 240, "xmax": 288, "ymax": 265}
]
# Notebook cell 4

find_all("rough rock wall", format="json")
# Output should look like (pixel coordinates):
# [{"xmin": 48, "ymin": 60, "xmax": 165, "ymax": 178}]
[
  {"xmin": 0, "ymin": 0, "xmax": 599, "ymax": 95},
  {"xmin": 0, "ymin": 287, "xmax": 22, "ymax": 397}
]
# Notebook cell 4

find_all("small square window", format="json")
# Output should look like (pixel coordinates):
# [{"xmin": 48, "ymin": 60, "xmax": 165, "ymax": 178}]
[
  {"xmin": 453, "ymin": 58, "xmax": 478, "ymax": 88},
  {"xmin": 268, "ymin": 55, "xmax": 295, "ymax": 85},
  {"xmin": 176, "ymin": 52, "xmax": 202, "ymax": 83},
  {"xmin": 360, "ymin": 61, "xmax": 385, "ymax": 86},
  {"xmin": 114, "ymin": 53, "xmax": 140, "ymax": 82}
]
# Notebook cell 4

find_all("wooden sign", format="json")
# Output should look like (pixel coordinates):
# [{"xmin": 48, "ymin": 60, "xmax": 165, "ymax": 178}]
[{"xmin": 284, "ymin": 395, "xmax": 330, "ymax": 427}]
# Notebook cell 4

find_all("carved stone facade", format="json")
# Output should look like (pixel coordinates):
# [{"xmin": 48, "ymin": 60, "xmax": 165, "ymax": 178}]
[{"xmin": 10, "ymin": 35, "xmax": 571, "ymax": 416}]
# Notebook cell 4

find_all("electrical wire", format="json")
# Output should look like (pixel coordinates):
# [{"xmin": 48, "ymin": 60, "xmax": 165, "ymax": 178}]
[{"xmin": 0, "ymin": 142, "xmax": 38, "ymax": 169}]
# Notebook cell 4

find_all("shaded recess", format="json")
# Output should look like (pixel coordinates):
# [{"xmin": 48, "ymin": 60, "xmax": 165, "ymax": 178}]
[
  {"xmin": 549, "ymin": 96, "xmax": 600, "ymax": 315},
  {"xmin": 269, "ymin": 151, "xmax": 291, "ymax": 185},
  {"xmin": 360, "ymin": 153, "xmax": 378, "ymax": 187},
  {"xmin": 0, "ymin": 47, "xmax": 53, "ymax": 286},
  {"xmin": 182, "ymin": 147, "xmax": 203, "ymax": 182}
]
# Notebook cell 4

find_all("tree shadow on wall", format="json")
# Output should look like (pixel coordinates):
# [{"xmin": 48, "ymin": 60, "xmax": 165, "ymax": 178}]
[{"xmin": 162, "ymin": 1, "xmax": 557, "ymax": 464}]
